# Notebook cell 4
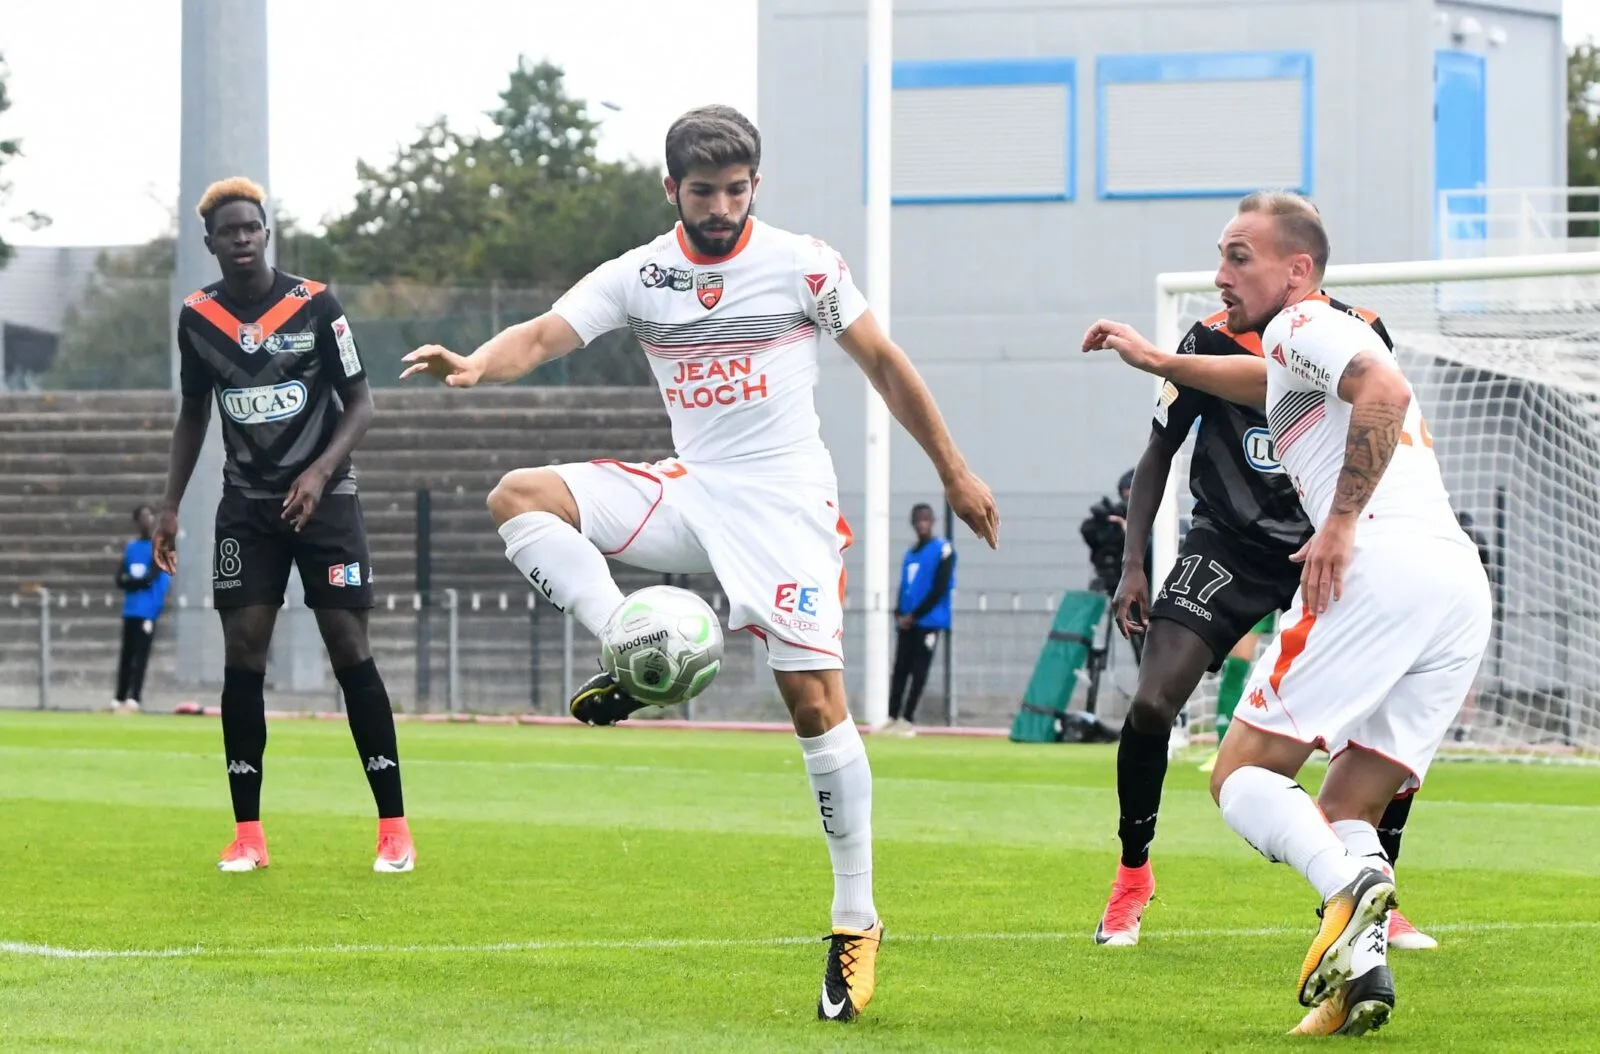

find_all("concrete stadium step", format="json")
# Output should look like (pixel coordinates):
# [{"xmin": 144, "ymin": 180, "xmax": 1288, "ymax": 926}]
[
  {"xmin": 0, "ymin": 452, "xmax": 171, "ymax": 476},
  {"xmin": 0, "ymin": 412, "xmax": 178, "ymax": 435},
  {"xmin": 1, "ymin": 431, "xmax": 173, "ymax": 455},
  {"xmin": 371, "ymin": 387, "xmax": 661, "ymax": 412},
  {"xmin": 358, "ymin": 426, "xmax": 668, "ymax": 454},
  {"xmin": 363, "ymin": 408, "xmax": 670, "ymax": 433},
  {"xmin": 0, "ymin": 387, "xmax": 660, "ymax": 415},
  {"xmin": 4, "ymin": 475, "xmax": 165, "ymax": 498},
  {"xmin": 0, "ymin": 391, "xmax": 177, "ymax": 415}
]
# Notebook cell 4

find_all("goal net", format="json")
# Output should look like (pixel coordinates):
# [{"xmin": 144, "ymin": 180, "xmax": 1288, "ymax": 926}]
[{"xmin": 1155, "ymin": 252, "xmax": 1600, "ymax": 761}]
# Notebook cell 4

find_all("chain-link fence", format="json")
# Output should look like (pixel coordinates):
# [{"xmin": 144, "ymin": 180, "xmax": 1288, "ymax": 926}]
[{"xmin": 0, "ymin": 587, "xmax": 1141, "ymax": 730}]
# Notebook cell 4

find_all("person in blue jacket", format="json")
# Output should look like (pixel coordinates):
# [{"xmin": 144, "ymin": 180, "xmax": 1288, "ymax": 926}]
[
  {"xmin": 887, "ymin": 503, "xmax": 956, "ymax": 734},
  {"xmin": 113, "ymin": 504, "xmax": 171, "ymax": 713}
]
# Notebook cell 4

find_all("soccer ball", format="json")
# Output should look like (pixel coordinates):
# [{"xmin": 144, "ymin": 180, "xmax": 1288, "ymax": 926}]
[{"xmin": 600, "ymin": 585, "xmax": 724, "ymax": 706}]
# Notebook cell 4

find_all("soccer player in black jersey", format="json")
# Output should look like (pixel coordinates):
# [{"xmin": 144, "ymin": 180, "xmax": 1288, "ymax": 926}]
[
  {"xmin": 152, "ymin": 177, "xmax": 415, "ymax": 874},
  {"xmin": 1093, "ymin": 295, "xmax": 1435, "ymax": 951}
]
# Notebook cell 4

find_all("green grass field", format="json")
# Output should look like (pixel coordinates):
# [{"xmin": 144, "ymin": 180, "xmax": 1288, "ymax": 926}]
[{"xmin": 1, "ymin": 711, "xmax": 1596, "ymax": 1051}]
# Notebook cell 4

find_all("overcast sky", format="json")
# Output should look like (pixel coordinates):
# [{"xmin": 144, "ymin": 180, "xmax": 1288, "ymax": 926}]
[{"xmin": 1, "ymin": 0, "xmax": 1595, "ymax": 248}]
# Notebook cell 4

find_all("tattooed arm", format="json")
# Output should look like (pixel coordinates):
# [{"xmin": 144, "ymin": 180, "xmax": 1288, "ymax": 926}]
[
  {"xmin": 1292, "ymin": 348, "xmax": 1412, "ymax": 612},
  {"xmin": 1328, "ymin": 352, "xmax": 1412, "ymax": 518}
]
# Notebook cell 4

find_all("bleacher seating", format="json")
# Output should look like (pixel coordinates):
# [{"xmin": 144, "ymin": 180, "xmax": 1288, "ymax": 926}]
[{"xmin": 0, "ymin": 387, "xmax": 678, "ymax": 712}]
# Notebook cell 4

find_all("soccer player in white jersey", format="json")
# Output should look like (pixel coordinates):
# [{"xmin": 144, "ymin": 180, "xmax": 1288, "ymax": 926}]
[
  {"xmin": 1081, "ymin": 191, "xmax": 1490, "ymax": 1036},
  {"xmin": 400, "ymin": 105, "xmax": 999, "ymax": 1023}
]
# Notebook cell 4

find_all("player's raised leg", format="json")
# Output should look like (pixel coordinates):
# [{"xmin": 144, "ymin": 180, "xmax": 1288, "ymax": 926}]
[
  {"xmin": 1210, "ymin": 719, "xmax": 1395, "ymax": 1008},
  {"xmin": 1096, "ymin": 619, "xmax": 1213, "ymax": 945},
  {"xmin": 491, "ymin": 460, "xmax": 714, "ymax": 725},
  {"xmin": 777, "ymin": 669, "xmax": 882, "ymax": 1022}
]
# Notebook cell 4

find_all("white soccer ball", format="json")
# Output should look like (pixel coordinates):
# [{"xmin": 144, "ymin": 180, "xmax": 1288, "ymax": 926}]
[{"xmin": 600, "ymin": 585, "xmax": 724, "ymax": 707}]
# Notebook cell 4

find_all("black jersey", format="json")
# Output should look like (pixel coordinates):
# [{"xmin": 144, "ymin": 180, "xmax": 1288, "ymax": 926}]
[
  {"xmin": 1151, "ymin": 294, "xmax": 1394, "ymax": 554},
  {"xmin": 178, "ymin": 270, "xmax": 366, "ymax": 498}
]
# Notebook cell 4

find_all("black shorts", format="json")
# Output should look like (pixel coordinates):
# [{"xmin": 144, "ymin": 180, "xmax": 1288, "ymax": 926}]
[
  {"xmin": 212, "ymin": 491, "xmax": 374, "ymax": 610},
  {"xmin": 1147, "ymin": 525, "xmax": 1299, "ymax": 671}
]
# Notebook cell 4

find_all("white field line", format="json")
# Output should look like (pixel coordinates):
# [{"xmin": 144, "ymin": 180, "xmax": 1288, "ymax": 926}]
[{"xmin": 3, "ymin": 919, "xmax": 1595, "ymax": 961}]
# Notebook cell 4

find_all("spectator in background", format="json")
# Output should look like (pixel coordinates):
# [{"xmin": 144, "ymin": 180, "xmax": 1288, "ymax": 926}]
[
  {"xmin": 886, "ymin": 503, "xmax": 956, "ymax": 736},
  {"xmin": 112, "ymin": 504, "xmax": 171, "ymax": 714}
]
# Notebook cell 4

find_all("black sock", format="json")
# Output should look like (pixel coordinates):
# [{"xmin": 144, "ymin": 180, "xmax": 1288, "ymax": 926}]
[
  {"xmin": 1377, "ymin": 792, "xmax": 1413, "ymax": 867},
  {"xmin": 336, "ymin": 658, "xmax": 405, "ymax": 819},
  {"xmin": 1116, "ymin": 716, "xmax": 1170, "ymax": 869},
  {"xmin": 220, "ymin": 667, "xmax": 267, "ymax": 823}
]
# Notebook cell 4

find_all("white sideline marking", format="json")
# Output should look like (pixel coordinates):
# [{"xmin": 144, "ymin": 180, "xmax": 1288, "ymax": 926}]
[{"xmin": 4, "ymin": 919, "xmax": 1595, "ymax": 962}]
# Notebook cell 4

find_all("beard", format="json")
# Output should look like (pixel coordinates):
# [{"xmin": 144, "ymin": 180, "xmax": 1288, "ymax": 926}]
[{"xmin": 677, "ymin": 202, "xmax": 749, "ymax": 258}]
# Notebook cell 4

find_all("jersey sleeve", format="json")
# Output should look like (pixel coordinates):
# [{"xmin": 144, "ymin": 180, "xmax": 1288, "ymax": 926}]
[
  {"xmin": 176, "ymin": 315, "xmax": 211, "ymax": 398},
  {"xmin": 551, "ymin": 255, "xmax": 634, "ymax": 346},
  {"xmin": 796, "ymin": 237, "xmax": 869, "ymax": 339},
  {"xmin": 1151, "ymin": 323, "xmax": 1210, "ymax": 441},
  {"xmin": 316, "ymin": 290, "xmax": 367, "ymax": 384},
  {"xmin": 1273, "ymin": 303, "xmax": 1382, "ymax": 397}
]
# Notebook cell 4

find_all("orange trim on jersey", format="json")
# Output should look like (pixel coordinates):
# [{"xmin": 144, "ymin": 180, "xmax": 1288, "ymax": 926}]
[
  {"xmin": 1330, "ymin": 739, "xmax": 1421, "ymax": 783},
  {"xmin": 1231, "ymin": 709, "xmax": 1320, "ymax": 750},
  {"xmin": 590, "ymin": 459, "xmax": 666, "ymax": 558},
  {"xmin": 1199, "ymin": 308, "xmax": 1263, "ymax": 357},
  {"xmin": 676, "ymin": 220, "xmax": 755, "ymax": 266},
  {"xmin": 1306, "ymin": 291, "xmax": 1379, "ymax": 326},
  {"xmin": 730, "ymin": 621, "xmax": 845, "ymax": 663},
  {"xmin": 185, "ymin": 279, "xmax": 327, "ymax": 349},
  {"xmin": 1269, "ymin": 611, "xmax": 1318, "ymax": 696},
  {"xmin": 830, "ymin": 501, "xmax": 855, "ymax": 603}
]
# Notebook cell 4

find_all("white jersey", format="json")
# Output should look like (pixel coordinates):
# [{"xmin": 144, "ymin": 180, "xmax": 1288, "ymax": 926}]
[
  {"xmin": 552, "ymin": 219, "xmax": 869, "ymax": 481},
  {"xmin": 1261, "ymin": 297, "xmax": 1462, "ymax": 542}
]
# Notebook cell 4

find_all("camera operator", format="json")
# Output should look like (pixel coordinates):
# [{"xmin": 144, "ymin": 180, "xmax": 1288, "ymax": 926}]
[{"xmin": 1081, "ymin": 470, "xmax": 1146, "ymax": 594}]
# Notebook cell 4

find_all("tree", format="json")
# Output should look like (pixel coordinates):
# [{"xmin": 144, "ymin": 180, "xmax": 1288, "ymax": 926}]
[
  {"xmin": 0, "ymin": 53, "xmax": 23, "ymax": 268},
  {"xmin": 1569, "ymin": 39, "xmax": 1600, "ymax": 238},
  {"xmin": 319, "ymin": 57, "xmax": 672, "ymax": 285},
  {"xmin": 45, "ymin": 237, "xmax": 175, "ymax": 389}
]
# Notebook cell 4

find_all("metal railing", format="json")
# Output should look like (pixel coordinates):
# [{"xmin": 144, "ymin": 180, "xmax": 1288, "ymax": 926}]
[
  {"xmin": 0, "ymin": 588, "xmax": 1140, "ymax": 729},
  {"xmin": 1439, "ymin": 186, "xmax": 1600, "ymax": 260}
]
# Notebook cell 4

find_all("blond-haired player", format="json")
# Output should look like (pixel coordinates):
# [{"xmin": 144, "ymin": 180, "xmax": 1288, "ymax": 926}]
[{"xmin": 1083, "ymin": 191, "xmax": 1490, "ymax": 1036}]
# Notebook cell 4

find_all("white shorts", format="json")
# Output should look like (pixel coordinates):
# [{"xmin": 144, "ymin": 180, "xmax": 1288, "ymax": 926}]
[
  {"xmin": 1235, "ymin": 533, "xmax": 1491, "ymax": 789},
  {"xmin": 552, "ymin": 458, "xmax": 851, "ymax": 672}
]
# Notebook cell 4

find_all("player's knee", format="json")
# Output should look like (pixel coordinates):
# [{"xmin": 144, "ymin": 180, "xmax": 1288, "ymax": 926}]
[
  {"xmin": 1127, "ymin": 693, "xmax": 1181, "ymax": 737},
  {"xmin": 488, "ymin": 468, "xmax": 575, "ymax": 528},
  {"xmin": 316, "ymin": 610, "xmax": 371, "ymax": 669}
]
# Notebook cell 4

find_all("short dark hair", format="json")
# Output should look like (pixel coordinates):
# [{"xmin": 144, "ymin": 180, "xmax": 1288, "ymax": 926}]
[
  {"xmin": 131, "ymin": 503, "xmax": 153, "ymax": 522},
  {"xmin": 910, "ymin": 503, "xmax": 935, "ymax": 518},
  {"xmin": 1237, "ymin": 190, "xmax": 1329, "ymax": 279},
  {"xmin": 664, "ymin": 105, "xmax": 761, "ymax": 182}
]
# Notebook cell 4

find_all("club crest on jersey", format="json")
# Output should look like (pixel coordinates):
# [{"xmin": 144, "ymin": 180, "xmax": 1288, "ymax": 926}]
[
  {"xmin": 696, "ymin": 272, "xmax": 724, "ymax": 310},
  {"xmin": 1243, "ymin": 426, "xmax": 1284, "ymax": 474},
  {"xmin": 237, "ymin": 322, "xmax": 264, "ymax": 353}
]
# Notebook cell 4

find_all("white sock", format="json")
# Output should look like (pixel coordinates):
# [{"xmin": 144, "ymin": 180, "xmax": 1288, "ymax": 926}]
[
  {"xmin": 798, "ymin": 719, "xmax": 876, "ymax": 930},
  {"xmin": 1218, "ymin": 766, "xmax": 1364, "ymax": 901},
  {"xmin": 1333, "ymin": 819, "xmax": 1392, "ymax": 977},
  {"xmin": 498, "ymin": 511, "xmax": 625, "ymax": 637}
]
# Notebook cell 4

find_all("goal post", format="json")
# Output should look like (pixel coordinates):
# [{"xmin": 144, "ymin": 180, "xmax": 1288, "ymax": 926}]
[{"xmin": 1153, "ymin": 250, "xmax": 1600, "ymax": 761}]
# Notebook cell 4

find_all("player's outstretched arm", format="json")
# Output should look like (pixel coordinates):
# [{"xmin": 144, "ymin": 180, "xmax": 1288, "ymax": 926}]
[
  {"xmin": 401, "ymin": 313, "xmax": 586, "ymax": 387},
  {"xmin": 154, "ymin": 394, "xmax": 211, "ymax": 574},
  {"xmin": 837, "ymin": 311, "xmax": 1000, "ymax": 548},
  {"xmin": 1081, "ymin": 320, "xmax": 1266, "ymax": 408}
]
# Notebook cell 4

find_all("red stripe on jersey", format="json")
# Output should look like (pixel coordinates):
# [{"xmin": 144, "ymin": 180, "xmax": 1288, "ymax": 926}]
[{"xmin": 639, "ymin": 326, "xmax": 815, "ymax": 360}]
